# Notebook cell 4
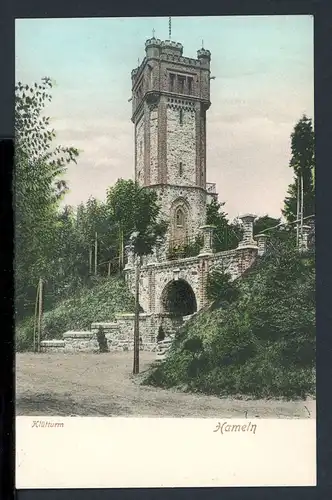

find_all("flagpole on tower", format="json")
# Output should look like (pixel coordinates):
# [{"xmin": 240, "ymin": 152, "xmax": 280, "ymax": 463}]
[{"xmin": 169, "ymin": 16, "xmax": 172, "ymax": 40}]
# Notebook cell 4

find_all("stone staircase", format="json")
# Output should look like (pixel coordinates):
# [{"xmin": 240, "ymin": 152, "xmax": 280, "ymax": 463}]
[{"xmin": 156, "ymin": 335, "xmax": 175, "ymax": 361}]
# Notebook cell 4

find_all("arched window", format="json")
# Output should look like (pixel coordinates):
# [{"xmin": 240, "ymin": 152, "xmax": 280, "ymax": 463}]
[{"xmin": 176, "ymin": 208, "xmax": 185, "ymax": 227}]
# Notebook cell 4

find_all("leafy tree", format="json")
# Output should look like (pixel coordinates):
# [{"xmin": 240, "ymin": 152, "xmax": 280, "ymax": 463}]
[
  {"xmin": 14, "ymin": 77, "xmax": 79, "ymax": 320},
  {"xmin": 253, "ymin": 215, "xmax": 281, "ymax": 235},
  {"xmin": 283, "ymin": 115, "xmax": 315, "ymax": 223},
  {"xmin": 107, "ymin": 179, "xmax": 167, "ymax": 260},
  {"xmin": 75, "ymin": 197, "xmax": 119, "ymax": 276},
  {"xmin": 206, "ymin": 270, "xmax": 240, "ymax": 305},
  {"xmin": 206, "ymin": 198, "xmax": 242, "ymax": 251},
  {"xmin": 107, "ymin": 179, "xmax": 168, "ymax": 374}
]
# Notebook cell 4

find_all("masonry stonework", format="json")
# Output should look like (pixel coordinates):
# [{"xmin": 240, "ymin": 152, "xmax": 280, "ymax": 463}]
[
  {"xmin": 41, "ymin": 37, "xmax": 262, "ymax": 354},
  {"xmin": 125, "ymin": 38, "xmax": 260, "ymax": 348}
]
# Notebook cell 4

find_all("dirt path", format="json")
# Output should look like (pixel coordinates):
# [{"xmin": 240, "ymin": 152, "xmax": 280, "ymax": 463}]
[{"xmin": 16, "ymin": 352, "xmax": 315, "ymax": 418}]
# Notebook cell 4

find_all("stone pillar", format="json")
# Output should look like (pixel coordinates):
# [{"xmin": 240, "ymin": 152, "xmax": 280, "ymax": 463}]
[
  {"xmin": 155, "ymin": 236, "xmax": 164, "ymax": 262},
  {"xmin": 255, "ymin": 233, "xmax": 268, "ymax": 256},
  {"xmin": 299, "ymin": 225, "xmax": 311, "ymax": 252},
  {"xmin": 199, "ymin": 225, "xmax": 215, "ymax": 256},
  {"xmin": 147, "ymin": 263, "xmax": 156, "ymax": 313},
  {"xmin": 199, "ymin": 258, "xmax": 209, "ymax": 309},
  {"xmin": 238, "ymin": 214, "xmax": 258, "ymax": 248},
  {"xmin": 124, "ymin": 242, "xmax": 135, "ymax": 270}
]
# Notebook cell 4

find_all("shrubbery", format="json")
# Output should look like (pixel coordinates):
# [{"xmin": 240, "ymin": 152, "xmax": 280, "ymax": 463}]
[
  {"xmin": 16, "ymin": 277, "xmax": 135, "ymax": 351},
  {"xmin": 144, "ymin": 237, "xmax": 315, "ymax": 399}
]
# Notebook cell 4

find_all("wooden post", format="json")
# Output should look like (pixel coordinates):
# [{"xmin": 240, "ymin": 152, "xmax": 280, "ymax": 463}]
[
  {"xmin": 133, "ymin": 254, "xmax": 140, "ymax": 374},
  {"xmin": 94, "ymin": 232, "xmax": 98, "ymax": 275},
  {"xmin": 33, "ymin": 282, "xmax": 40, "ymax": 353},
  {"xmin": 37, "ymin": 279, "xmax": 43, "ymax": 353},
  {"xmin": 108, "ymin": 261, "xmax": 111, "ymax": 277}
]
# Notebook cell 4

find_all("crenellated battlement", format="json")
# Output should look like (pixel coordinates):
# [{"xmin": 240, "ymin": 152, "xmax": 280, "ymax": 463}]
[
  {"xmin": 132, "ymin": 38, "xmax": 211, "ymax": 88},
  {"xmin": 197, "ymin": 48, "xmax": 211, "ymax": 60},
  {"xmin": 131, "ymin": 35, "xmax": 212, "ymax": 245},
  {"xmin": 145, "ymin": 37, "xmax": 162, "ymax": 47}
]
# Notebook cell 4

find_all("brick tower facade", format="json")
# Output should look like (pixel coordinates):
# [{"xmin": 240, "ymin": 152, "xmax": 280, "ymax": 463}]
[{"xmin": 131, "ymin": 37, "xmax": 212, "ymax": 253}]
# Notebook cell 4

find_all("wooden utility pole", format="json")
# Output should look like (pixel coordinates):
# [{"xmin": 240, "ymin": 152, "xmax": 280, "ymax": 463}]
[
  {"xmin": 37, "ymin": 279, "xmax": 43, "ymax": 353},
  {"xmin": 89, "ymin": 247, "xmax": 92, "ymax": 274},
  {"xmin": 108, "ymin": 260, "xmax": 111, "ymax": 277},
  {"xmin": 133, "ymin": 254, "xmax": 140, "ymax": 375},
  {"xmin": 94, "ymin": 232, "xmax": 98, "ymax": 275},
  {"xmin": 118, "ymin": 227, "xmax": 123, "ymax": 271},
  {"xmin": 300, "ymin": 173, "xmax": 304, "ymax": 247},
  {"xmin": 296, "ymin": 174, "xmax": 300, "ymax": 247},
  {"xmin": 121, "ymin": 229, "xmax": 124, "ymax": 269}
]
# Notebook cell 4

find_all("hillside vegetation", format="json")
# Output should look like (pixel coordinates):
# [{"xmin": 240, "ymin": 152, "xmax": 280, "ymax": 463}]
[
  {"xmin": 144, "ymin": 238, "xmax": 315, "ymax": 399},
  {"xmin": 16, "ymin": 277, "xmax": 135, "ymax": 351}
]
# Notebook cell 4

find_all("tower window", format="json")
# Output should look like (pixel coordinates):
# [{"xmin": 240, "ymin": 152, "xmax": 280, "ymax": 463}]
[
  {"xmin": 149, "ymin": 66, "xmax": 153, "ymax": 89},
  {"xmin": 178, "ymin": 76, "xmax": 185, "ymax": 94},
  {"xmin": 176, "ymin": 208, "xmax": 185, "ymax": 227},
  {"xmin": 179, "ymin": 162, "xmax": 183, "ymax": 176},
  {"xmin": 169, "ymin": 73, "xmax": 175, "ymax": 92},
  {"xmin": 188, "ymin": 77, "xmax": 193, "ymax": 95},
  {"xmin": 179, "ymin": 109, "xmax": 183, "ymax": 125}
]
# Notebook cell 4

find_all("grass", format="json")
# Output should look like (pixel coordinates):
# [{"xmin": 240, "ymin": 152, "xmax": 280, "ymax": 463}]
[{"xmin": 16, "ymin": 276, "xmax": 135, "ymax": 351}]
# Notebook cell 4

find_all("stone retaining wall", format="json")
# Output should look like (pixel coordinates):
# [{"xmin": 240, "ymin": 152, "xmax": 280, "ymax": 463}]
[{"xmin": 40, "ymin": 313, "xmax": 182, "ymax": 354}]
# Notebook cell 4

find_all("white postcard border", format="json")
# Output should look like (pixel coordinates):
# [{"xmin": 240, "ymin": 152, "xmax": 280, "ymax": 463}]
[{"xmin": 16, "ymin": 417, "xmax": 316, "ymax": 489}]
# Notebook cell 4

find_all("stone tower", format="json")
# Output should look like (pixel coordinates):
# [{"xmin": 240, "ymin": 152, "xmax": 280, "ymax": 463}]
[{"xmin": 131, "ymin": 37, "xmax": 212, "ymax": 253}]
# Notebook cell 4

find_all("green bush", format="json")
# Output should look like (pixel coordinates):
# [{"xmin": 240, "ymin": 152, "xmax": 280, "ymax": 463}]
[
  {"xmin": 206, "ymin": 270, "xmax": 240, "ymax": 304},
  {"xmin": 144, "ymin": 239, "xmax": 315, "ymax": 399},
  {"xmin": 16, "ymin": 276, "xmax": 135, "ymax": 351}
]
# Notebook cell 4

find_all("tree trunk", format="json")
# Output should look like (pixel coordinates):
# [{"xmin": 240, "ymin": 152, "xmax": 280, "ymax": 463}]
[
  {"xmin": 94, "ymin": 232, "xmax": 98, "ymax": 275},
  {"xmin": 133, "ymin": 254, "xmax": 141, "ymax": 375}
]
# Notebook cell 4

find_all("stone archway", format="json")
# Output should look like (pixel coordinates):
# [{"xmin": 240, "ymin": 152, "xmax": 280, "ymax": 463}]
[{"xmin": 161, "ymin": 279, "xmax": 197, "ymax": 317}]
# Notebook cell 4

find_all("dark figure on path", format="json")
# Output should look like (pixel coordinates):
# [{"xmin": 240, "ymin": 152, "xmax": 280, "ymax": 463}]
[
  {"xmin": 96, "ymin": 326, "xmax": 109, "ymax": 353},
  {"xmin": 157, "ymin": 326, "xmax": 165, "ymax": 343}
]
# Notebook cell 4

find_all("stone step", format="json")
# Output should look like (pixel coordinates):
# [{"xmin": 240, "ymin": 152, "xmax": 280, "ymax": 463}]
[
  {"xmin": 40, "ymin": 340, "xmax": 65, "ymax": 347},
  {"xmin": 63, "ymin": 331, "xmax": 93, "ymax": 339},
  {"xmin": 91, "ymin": 322, "xmax": 118, "ymax": 330}
]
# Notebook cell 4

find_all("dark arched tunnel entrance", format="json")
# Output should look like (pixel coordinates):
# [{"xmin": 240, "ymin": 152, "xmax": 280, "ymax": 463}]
[{"xmin": 161, "ymin": 279, "xmax": 197, "ymax": 317}]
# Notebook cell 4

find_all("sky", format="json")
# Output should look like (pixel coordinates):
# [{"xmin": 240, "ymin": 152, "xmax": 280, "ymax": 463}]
[{"xmin": 15, "ymin": 15, "xmax": 314, "ymax": 220}]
